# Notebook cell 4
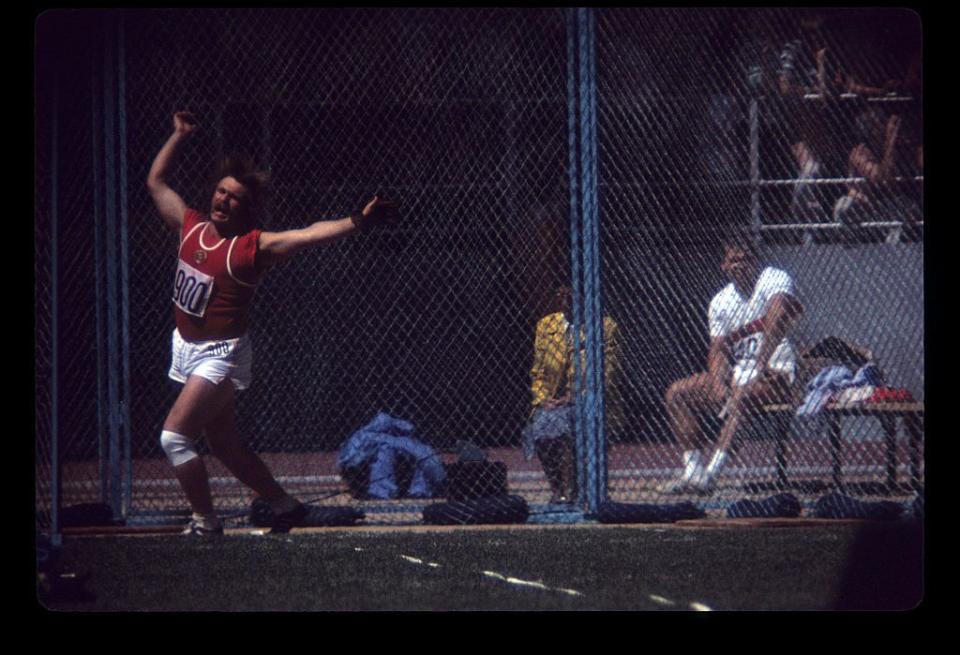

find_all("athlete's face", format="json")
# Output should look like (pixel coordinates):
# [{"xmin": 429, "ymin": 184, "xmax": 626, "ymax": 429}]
[
  {"xmin": 210, "ymin": 176, "xmax": 251, "ymax": 225},
  {"xmin": 720, "ymin": 245, "xmax": 758, "ymax": 290}
]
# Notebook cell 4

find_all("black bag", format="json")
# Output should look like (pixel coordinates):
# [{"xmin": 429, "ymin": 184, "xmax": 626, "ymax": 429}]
[
  {"xmin": 813, "ymin": 493, "xmax": 903, "ymax": 521},
  {"xmin": 594, "ymin": 501, "xmax": 705, "ymax": 524},
  {"xmin": 250, "ymin": 497, "xmax": 365, "ymax": 527},
  {"xmin": 422, "ymin": 495, "xmax": 529, "ymax": 525},
  {"xmin": 727, "ymin": 493, "xmax": 802, "ymax": 519},
  {"xmin": 445, "ymin": 461, "xmax": 508, "ymax": 501}
]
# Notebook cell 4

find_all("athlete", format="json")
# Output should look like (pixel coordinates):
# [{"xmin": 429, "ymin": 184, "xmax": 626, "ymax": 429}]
[
  {"xmin": 661, "ymin": 233, "xmax": 803, "ymax": 494},
  {"xmin": 147, "ymin": 111, "xmax": 398, "ymax": 534}
]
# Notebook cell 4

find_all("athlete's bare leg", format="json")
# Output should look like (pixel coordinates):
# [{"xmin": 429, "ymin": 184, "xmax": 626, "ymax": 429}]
[
  {"xmin": 164, "ymin": 375, "xmax": 295, "ymax": 516},
  {"xmin": 163, "ymin": 375, "xmax": 234, "ymax": 515},
  {"xmin": 665, "ymin": 372, "xmax": 728, "ymax": 450},
  {"xmin": 203, "ymin": 382, "xmax": 287, "ymax": 502},
  {"xmin": 715, "ymin": 372, "xmax": 792, "ymax": 453}
]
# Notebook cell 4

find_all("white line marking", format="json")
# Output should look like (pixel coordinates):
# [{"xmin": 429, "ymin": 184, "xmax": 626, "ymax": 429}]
[
  {"xmin": 400, "ymin": 554, "xmax": 440, "ymax": 568},
  {"xmin": 482, "ymin": 570, "xmax": 583, "ymax": 597},
  {"xmin": 649, "ymin": 594, "xmax": 676, "ymax": 606},
  {"xmin": 690, "ymin": 602, "xmax": 713, "ymax": 612}
]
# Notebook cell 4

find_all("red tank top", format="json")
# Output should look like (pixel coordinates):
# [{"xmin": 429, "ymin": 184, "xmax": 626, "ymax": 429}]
[{"xmin": 173, "ymin": 209, "xmax": 261, "ymax": 342}]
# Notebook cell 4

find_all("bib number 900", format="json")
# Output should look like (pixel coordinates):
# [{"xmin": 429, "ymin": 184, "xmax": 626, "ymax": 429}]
[{"xmin": 173, "ymin": 260, "xmax": 214, "ymax": 318}]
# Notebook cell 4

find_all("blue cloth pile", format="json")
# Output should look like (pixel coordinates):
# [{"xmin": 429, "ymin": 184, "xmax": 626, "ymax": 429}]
[
  {"xmin": 796, "ymin": 363, "xmax": 884, "ymax": 416},
  {"xmin": 338, "ymin": 412, "xmax": 447, "ymax": 499}
]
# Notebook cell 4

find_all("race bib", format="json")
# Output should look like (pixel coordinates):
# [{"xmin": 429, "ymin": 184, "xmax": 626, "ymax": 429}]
[
  {"xmin": 733, "ymin": 334, "xmax": 761, "ymax": 362},
  {"xmin": 173, "ymin": 259, "xmax": 214, "ymax": 318}
]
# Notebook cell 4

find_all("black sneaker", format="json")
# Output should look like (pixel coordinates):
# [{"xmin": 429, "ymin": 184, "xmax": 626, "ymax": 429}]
[{"xmin": 270, "ymin": 503, "xmax": 309, "ymax": 534}]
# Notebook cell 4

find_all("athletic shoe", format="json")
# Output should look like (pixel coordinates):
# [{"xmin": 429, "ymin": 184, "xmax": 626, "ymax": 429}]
[
  {"xmin": 270, "ymin": 502, "xmax": 309, "ymax": 534},
  {"xmin": 182, "ymin": 519, "xmax": 224, "ymax": 536}
]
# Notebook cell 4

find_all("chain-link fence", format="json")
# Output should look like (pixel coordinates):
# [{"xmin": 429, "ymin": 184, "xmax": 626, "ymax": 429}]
[
  {"xmin": 597, "ymin": 7, "xmax": 923, "ymax": 510},
  {"xmin": 36, "ymin": 7, "xmax": 923, "ymax": 530}
]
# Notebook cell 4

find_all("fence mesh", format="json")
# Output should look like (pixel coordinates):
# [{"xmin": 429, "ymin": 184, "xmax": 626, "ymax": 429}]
[
  {"xmin": 35, "ymin": 41, "xmax": 54, "ymax": 535},
  {"xmin": 36, "ymin": 7, "xmax": 923, "ymax": 529},
  {"xmin": 596, "ymin": 7, "xmax": 923, "ymax": 507},
  {"xmin": 37, "ymin": 12, "xmax": 109, "ymax": 533}
]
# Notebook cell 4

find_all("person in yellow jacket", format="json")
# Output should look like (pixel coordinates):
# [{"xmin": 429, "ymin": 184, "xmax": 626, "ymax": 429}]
[{"xmin": 523, "ymin": 286, "xmax": 623, "ymax": 503}]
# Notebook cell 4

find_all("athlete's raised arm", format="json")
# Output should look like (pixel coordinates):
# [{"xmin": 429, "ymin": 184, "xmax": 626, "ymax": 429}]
[{"xmin": 147, "ymin": 111, "xmax": 196, "ymax": 231}]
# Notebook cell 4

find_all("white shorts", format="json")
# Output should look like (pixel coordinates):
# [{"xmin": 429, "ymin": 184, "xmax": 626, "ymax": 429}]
[
  {"xmin": 732, "ymin": 357, "xmax": 796, "ymax": 388},
  {"xmin": 168, "ymin": 329, "xmax": 253, "ymax": 391}
]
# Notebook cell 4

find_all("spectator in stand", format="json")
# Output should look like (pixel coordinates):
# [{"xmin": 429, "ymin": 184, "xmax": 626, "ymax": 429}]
[
  {"xmin": 833, "ymin": 109, "xmax": 921, "ymax": 244},
  {"xmin": 777, "ymin": 13, "xmax": 836, "ymax": 100}
]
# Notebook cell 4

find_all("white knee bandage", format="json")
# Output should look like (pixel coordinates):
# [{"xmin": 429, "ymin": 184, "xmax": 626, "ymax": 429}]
[{"xmin": 161, "ymin": 430, "xmax": 199, "ymax": 467}]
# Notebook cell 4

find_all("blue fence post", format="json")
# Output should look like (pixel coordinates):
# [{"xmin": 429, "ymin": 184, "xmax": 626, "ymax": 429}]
[
  {"xmin": 101, "ymin": 15, "xmax": 123, "ymax": 522},
  {"xmin": 577, "ymin": 7, "xmax": 605, "ymax": 514},
  {"xmin": 577, "ymin": 6, "xmax": 595, "ymax": 513},
  {"xmin": 566, "ymin": 7, "xmax": 587, "ymax": 505},
  {"xmin": 585, "ymin": 7, "xmax": 607, "ymax": 508},
  {"xmin": 117, "ymin": 13, "xmax": 133, "ymax": 519}
]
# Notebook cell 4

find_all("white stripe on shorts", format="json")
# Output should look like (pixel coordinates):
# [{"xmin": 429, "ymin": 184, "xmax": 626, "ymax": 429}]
[{"xmin": 168, "ymin": 329, "xmax": 253, "ymax": 390}]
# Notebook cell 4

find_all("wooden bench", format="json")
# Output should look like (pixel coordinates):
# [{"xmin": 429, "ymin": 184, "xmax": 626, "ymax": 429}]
[{"xmin": 759, "ymin": 401, "xmax": 924, "ymax": 494}]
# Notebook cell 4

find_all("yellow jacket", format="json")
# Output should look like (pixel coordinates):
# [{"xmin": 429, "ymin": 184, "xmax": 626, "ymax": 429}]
[{"xmin": 529, "ymin": 312, "xmax": 624, "ymax": 434}]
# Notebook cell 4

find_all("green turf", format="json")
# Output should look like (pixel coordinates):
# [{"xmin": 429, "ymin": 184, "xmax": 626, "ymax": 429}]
[{"xmin": 38, "ymin": 522, "xmax": 923, "ymax": 611}]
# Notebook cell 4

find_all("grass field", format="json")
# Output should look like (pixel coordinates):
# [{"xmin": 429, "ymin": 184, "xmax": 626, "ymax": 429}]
[{"xmin": 39, "ymin": 520, "xmax": 923, "ymax": 612}]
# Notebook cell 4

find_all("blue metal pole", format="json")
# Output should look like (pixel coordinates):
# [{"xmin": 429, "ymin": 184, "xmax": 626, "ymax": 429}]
[
  {"xmin": 578, "ymin": 7, "xmax": 602, "ymax": 513},
  {"xmin": 102, "ymin": 18, "xmax": 123, "ymax": 521},
  {"xmin": 585, "ymin": 7, "xmax": 607, "ymax": 506},
  {"xmin": 117, "ymin": 14, "xmax": 133, "ymax": 519},
  {"xmin": 566, "ymin": 7, "xmax": 586, "ymax": 505}
]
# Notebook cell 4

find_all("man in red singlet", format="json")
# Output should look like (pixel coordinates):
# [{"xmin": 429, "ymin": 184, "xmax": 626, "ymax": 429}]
[{"xmin": 147, "ymin": 111, "xmax": 398, "ymax": 535}]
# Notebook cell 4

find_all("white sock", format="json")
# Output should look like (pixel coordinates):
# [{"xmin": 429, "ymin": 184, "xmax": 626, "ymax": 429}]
[
  {"xmin": 682, "ymin": 450, "xmax": 703, "ymax": 481},
  {"xmin": 192, "ymin": 512, "xmax": 222, "ymax": 530},
  {"xmin": 267, "ymin": 494, "xmax": 300, "ymax": 515},
  {"xmin": 705, "ymin": 450, "xmax": 728, "ymax": 477}
]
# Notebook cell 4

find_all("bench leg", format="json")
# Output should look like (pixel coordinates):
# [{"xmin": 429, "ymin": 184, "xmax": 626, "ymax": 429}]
[
  {"xmin": 880, "ymin": 414, "xmax": 899, "ymax": 492},
  {"xmin": 828, "ymin": 415, "xmax": 843, "ymax": 491},
  {"xmin": 775, "ymin": 414, "xmax": 789, "ymax": 490},
  {"xmin": 905, "ymin": 412, "xmax": 923, "ymax": 494}
]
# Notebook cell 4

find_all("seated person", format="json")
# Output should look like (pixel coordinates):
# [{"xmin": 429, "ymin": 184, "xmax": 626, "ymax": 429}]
[
  {"xmin": 832, "ymin": 110, "xmax": 921, "ymax": 244},
  {"xmin": 522, "ymin": 286, "xmax": 622, "ymax": 504},
  {"xmin": 662, "ymin": 233, "xmax": 803, "ymax": 493},
  {"xmin": 777, "ymin": 13, "xmax": 835, "ymax": 99}
]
